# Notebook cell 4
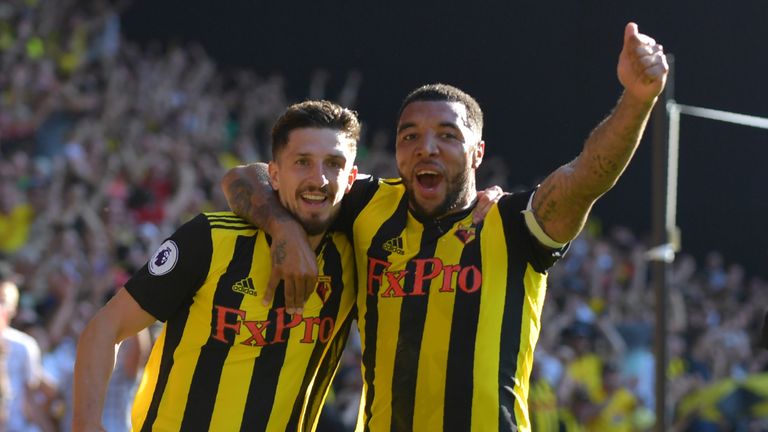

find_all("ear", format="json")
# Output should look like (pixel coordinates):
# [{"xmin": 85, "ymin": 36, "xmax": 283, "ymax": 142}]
[
  {"xmin": 344, "ymin": 165, "xmax": 358, "ymax": 194},
  {"xmin": 471, "ymin": 140, "xmax": 485, "ymax": 169},
  {"xmin": 268, "ymin": 161, "xmax": 279, "ymax": 190}
]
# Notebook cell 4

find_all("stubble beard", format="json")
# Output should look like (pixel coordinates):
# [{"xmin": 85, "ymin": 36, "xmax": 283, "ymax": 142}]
[
  {"xmin": 300, "ymin": 217, "xmax": 331, "ymax": 236},
  {"xmin": 404, "ymin": 169, "xmax": 472, "ymax": 220}
]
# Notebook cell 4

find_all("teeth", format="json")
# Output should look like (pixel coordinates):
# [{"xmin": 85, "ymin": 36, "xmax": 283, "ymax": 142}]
[
  {"xmin": 416, "ymin": 170, "xmax": 439, "ymax": 176},
  {"xmin": 301, "ymin": 193, "xmax": 326, "ymax": 202}
]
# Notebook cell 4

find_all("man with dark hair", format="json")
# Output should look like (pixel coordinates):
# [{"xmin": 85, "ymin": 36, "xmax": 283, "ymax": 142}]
[
  {"xmin": 222, "ymin": 23, "xmax": 667, "ymax": 431},
  {"xmin": 73, "ymin": 100, "xmax": 361, "ymax": 431},
  {"xmin": 396, "ymin": 83, "xmax": 485, "ymax": 133}
]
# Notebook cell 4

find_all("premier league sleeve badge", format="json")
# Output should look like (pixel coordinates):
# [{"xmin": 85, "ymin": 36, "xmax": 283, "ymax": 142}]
[{"xmin": 148, "ymin": 240, "xmax": 180, "ymax": 276}]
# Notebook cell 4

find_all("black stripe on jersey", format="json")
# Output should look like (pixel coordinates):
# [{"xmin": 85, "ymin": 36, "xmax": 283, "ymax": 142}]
[
  {"xmin": 389, "ymin": 222, "xmax": 442, "ymax": 432},
  {"xmin": 498, "ymin": 212, "xmax": 529, "ymax": 430},
  {"xmin": 239, "ymin": 285, "xmax": 290, "ymax": 430},
  {"xmin": 362, "ymin": 196, "xmax": 409, "ymax": 432},
  {"xmin": 209, "ymin": 224, "xmax": 257, "ymax": 231},
  {"xmin": 287, "ymin": 238, "xmax": 348, "ymax": 430},
  {"xmin": 443, "ymin": 222, "xmax": 484, "ymax": 430},
  {"xmin": 178, "ymin": 233, "xmax": 257, "ymax": 430},
  {"xmin": 139, "ymin": 306, "xmax": 192, "ymax": 432}
]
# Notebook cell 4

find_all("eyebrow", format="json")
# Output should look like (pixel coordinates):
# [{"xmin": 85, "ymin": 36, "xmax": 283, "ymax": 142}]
[
  {"xmin": 328, "ymin": 154, "xmax": 347, "ymax": 163},
  {"xmin": 294, "ymin": 152, "xmax": 347, "ymax": 161},
  {"xmin": 397, "ymin": 121, "xmax": 461, "ymax": 134}
]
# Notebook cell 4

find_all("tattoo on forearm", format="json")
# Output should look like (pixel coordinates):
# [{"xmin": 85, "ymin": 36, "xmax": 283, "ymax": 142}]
[
  {"xmin": 536, "ymin": 184, "xmax": 558, "ymax": 224},
  {"xmin": 229, "ymin": 172, "xmax": 293, "ymax": 226},
  {"xmin": 592, "ymin": 154, "xmax": 619, "ymax": 179},
  {"xmin": 254, "ymin": 200, "xmax": 294, "ymax": 224},
  {"xmin": 274, "ymin": 240, "xmax": 287, "ymax": 265},
  {"xmin": 230, "ymin": 178, "xmax": 254, "ymax": 218}
]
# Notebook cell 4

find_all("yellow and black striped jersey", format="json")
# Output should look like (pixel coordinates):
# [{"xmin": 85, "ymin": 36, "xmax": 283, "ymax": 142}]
[
  {"xmin": 334, "ymin": 177, "xmax": 566, "ymax": 432},
  {"xmin": 125, "ymin": 212, "xmax": 356, "ymax": 432}
]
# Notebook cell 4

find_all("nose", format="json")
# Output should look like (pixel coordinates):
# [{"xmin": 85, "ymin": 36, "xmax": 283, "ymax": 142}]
[
  {"xmin": 415, "ymin": 133, "xmax": 439, "ymax": 157},
  {"xmin": 307, "ymin": 164, "xmax": 330, "ymax": 188}
]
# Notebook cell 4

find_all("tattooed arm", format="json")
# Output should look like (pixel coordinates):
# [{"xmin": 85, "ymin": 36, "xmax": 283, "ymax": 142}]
[
  {"xmin": 532, "ymin": 23, "xmax": 668, "ymax": 243},
  {"xmin": 221, "ymin": 163, "xmax": 317, "ymax": 315}
]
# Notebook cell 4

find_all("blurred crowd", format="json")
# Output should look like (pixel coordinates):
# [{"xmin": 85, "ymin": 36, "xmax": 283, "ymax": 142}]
[
  {"xmin": 0, "ymin": 1, "xmax": 766, "ymax": 431},
  {"xmin": 531, "ymin": 226, "xmax": 768, "ymax": 431}
]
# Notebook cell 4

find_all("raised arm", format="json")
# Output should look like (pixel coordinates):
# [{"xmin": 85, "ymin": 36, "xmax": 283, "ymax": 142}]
[
  {"xmin": 532, "ymin": 22, "xmax": 668, "ymax": 243},
  {"xmin": 221, "ymin": 163, "xmax": 317, "ymax": 315}
]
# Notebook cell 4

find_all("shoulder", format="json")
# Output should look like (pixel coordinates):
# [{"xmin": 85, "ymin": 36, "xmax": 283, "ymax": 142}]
[
  {"xmin": 202, "ymin": 211, "xmax": 254, "ymax": 229},
  {"xmin": 351, "ymin": 175, "xmax": 403, "ymax": 193},
  {"xmin": 497, "ymin": 189, "xmax": 534, "ymax": 214},
  {"xmin": 337, "ymin": 176, "xmax": 405, "ymax": 226},
  {"xmin": 166, "ymin": 212, "xmax": 257, "ymax": 241}
]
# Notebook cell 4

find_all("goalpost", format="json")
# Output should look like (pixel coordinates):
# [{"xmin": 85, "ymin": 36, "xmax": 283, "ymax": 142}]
[{"xmin": 649, "ymin": 55, "xmax": 768, "ymax": 431}]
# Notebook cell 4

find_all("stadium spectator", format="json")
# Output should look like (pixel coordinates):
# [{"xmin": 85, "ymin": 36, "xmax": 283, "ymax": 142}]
[{"xmin": 0, "ymin": 265, "xmax": 57, "ymax": 431}]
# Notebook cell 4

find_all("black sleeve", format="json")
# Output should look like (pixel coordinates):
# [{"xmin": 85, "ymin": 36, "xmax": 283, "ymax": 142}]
[
  {"xmin": 125, "ymin": 214, "xmax": 213, "ymax": 321},
  {"xmin": 331, "ymin": 175, "xmax": 380, "ymax": 237},
  {"xmin": 496, "ymin": 190, "xmax": 568, "ymax": 274}
]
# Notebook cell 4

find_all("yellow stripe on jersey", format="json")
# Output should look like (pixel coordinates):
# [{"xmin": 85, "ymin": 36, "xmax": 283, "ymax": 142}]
[
  {"xmin": 209, "ymin": 233, "xmax": 268, "ymax": 429},
  {"xmin": 513, "ymin": 263, "xmax": 548, "ymax": 430},
  {"xmin": 354, "ymin": 184, "xmax": 407, "ymax": 432},
  {"xmin": 131, "ymin": 327, "xmax": 165, "ymax": 427},
  {"xmin": 472, "ymin": 205, "xmax": 507, "ymax": 432},
  {"xmin": 411, "ymin": 213, "xmax": 462, "ymax": 431}
]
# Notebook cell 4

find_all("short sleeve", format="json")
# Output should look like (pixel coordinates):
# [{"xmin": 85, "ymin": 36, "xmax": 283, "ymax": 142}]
[
  {"xmin": 496, "ymin": 190, "xmax": 568, "ymax": 273},
  {"xmin": 125, "ymin": 214, "xmax": 213, "ymax": 321}
]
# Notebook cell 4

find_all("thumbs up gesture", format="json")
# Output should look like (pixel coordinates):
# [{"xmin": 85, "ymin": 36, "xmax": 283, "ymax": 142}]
[{"xmin": 617, "ymin": 22, "xmax": 669, "ymax": 102}]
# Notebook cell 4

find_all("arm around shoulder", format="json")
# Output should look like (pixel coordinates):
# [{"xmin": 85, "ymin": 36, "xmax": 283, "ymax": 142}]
[
  {"xmin": 221, "ymin": 162, "xmax": 300, "ymax": 234},
  {"xmin": 221, "ymin": 163, "xmax": 318, "ymax": 315}
]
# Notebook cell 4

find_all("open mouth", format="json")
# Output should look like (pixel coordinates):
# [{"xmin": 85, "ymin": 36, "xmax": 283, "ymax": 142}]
[
  {"xmin": 415, "ymin": 169, "xmax": 443, "ymax": 190},
  {"xmin": 300, "ymin": 191, "xmax": 328, "ymax": 205}
]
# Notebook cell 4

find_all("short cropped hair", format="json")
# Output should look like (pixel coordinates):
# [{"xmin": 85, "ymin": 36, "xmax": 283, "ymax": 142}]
[
  {"xmin": 271, "ymin": 100, "xmax": 361, "ymax": 159},
  {"xmin": 397, "ymin": 83, "xmax": 484, "ymax": 134}
]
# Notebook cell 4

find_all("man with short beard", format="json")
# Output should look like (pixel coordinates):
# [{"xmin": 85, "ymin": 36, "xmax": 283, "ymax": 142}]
[{"xmin": 74, "ymin": 100, "xmax": 361, "ymax": 431}]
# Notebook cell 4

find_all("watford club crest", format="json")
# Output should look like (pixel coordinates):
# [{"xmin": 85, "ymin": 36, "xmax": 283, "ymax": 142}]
[
  {"xmin": 315, "ymin": 276, "xmax": 332, "ymax": 304},
  {"xmin": 454, "ymin": 223, "xmax": 477, "ymax": 245}
]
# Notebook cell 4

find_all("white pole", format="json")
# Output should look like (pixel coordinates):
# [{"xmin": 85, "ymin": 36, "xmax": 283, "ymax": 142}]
[
  {"xmin": 674, "ymin": 103, "xmax": 768, "ymax": 130},
  {"xmin": 666, "ymin": 102, "xmax": 681, "ymax": 234}
]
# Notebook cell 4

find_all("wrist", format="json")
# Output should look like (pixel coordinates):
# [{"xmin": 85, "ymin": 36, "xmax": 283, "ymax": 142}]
[
  {"xmin": 265, "ymin": 213, "xmax": 304, "ymax": 237},
  {"xmin": 620, "ymin": 89, "xmax": 659, "ymax": 109}
]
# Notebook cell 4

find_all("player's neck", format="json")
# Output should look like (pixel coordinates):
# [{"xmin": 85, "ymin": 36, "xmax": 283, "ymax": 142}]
[{"xmin": 307, "ymin": 233, "xmax": 325, "ymax": 251}]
